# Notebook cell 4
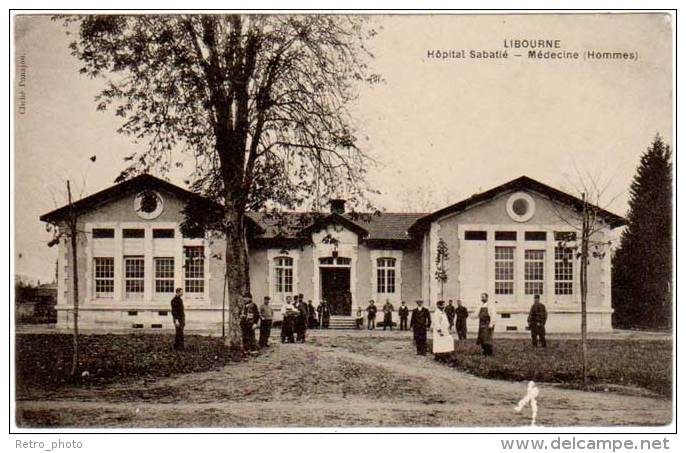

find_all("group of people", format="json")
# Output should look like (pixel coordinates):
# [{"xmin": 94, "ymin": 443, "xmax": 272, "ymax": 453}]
[
  {"xmin": 410, "ymin": 292, "xmax": 548, "ymax": 360},
  {"xmin": 279, "ymin": 294, "xmax": 316, "ymax": 344},
  {"xmin": 242, "ymin": 294, "xmax": 338, "ymax": 351},
  {"xmin": 353, "ymin": 299, "xmax": 471, "ymax": 335},
  {"xmin": 169, "ymin": 288, "xmax": 549, "ymax": 358},
  {"xmin": 356, "ymin": 299, "xmax": 399, "ymax": 330}
]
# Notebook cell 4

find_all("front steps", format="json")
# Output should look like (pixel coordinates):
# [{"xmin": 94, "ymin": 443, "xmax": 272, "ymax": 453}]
[{"xmin": 327, "ymin": 316, "xmax": 357, "ymax": 329}]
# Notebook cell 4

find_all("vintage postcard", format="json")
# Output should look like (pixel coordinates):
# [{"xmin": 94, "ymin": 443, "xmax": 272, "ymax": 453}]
[{"xmin": 11, "ymin": 11, "xmax": 674, "ymax": 435}]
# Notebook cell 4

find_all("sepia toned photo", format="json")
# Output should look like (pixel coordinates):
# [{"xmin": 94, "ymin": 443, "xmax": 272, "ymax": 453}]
[{"xmin": 11, "ymin": 11, "xmax": 673, "ymax": 430}]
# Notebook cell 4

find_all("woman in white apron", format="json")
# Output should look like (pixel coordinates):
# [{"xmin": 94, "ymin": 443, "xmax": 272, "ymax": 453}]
[{"xmin": 433, "ymin": 300, "xmax": 455, "ymax": 361}]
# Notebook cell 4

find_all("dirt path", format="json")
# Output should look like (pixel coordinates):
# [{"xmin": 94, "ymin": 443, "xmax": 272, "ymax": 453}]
[{"xmin": 16, "ymin": 332, "xmax": 672, "ymax": 428}]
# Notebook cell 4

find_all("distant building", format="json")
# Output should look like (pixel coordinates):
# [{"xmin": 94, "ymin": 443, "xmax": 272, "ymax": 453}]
[
  {"xmin": 15, "ymin": 281, "xmax": 57, "ymax": 323},
  {"xmin": 40, "ymin": 174, "xmax": 624, "ymax": 332}
]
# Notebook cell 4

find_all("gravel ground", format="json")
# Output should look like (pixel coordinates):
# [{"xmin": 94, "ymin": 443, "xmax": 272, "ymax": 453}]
[{"xmin": 15, "ymin": 330, "xmax": 672, "ymax": 428}]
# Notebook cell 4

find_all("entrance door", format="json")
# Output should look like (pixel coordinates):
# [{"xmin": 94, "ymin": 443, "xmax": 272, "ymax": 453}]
[{"xmin": 320, "ymin": 267, "xmax": 351, "ymax": 315}]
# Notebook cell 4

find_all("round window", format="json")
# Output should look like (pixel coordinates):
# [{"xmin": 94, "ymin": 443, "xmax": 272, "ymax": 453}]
[
  {"xmin": 506, "ymin": 192, "xmax": 535, "ymax": 222},
  {"xmin": 134, "ymin": 190, "xmax": 164, "ymax": 220}
]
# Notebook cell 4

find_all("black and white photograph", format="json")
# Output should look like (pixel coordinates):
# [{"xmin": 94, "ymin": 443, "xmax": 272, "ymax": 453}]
[{"xmin": 10, "ymin": 8, "xmax": 675, "ymax": 437}]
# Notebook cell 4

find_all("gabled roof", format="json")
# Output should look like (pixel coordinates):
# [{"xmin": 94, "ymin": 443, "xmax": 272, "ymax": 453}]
[
  {"xmin": 408, "ymin": 175, "xmax": 626, "ymax": 234},
  {"xmin": 40, "ymin": 174, "xmax": 220, "ymax": 224},
  {"xmin": 299, "ymin": 212, "xmax": 369, "ymax": 238},
  {"xmin": 246, "ymin": 211, "xmax": 426, "ymax": 242}
]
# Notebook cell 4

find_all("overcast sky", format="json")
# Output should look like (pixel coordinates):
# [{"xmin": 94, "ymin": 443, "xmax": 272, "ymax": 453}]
[{"xmin": 14, "ymin": 13, "xmax": 672, "ymax": 282}]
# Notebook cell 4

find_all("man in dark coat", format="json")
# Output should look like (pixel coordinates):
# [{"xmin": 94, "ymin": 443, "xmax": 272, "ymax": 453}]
[
  {"xmin": 295, "ymin": 295, "xmax": 308, "ymax": 343},
  {"xmin": 410, "ymin": 300, "xmax": 431, "ymax": 355},
  {"xmin": 445, "ymin": 300, "xmax": 456, "ymax": 332},
  {"xmin": 398, "ymin": 301, "xmax": 409, "ymax": 331},
  {"xmin": 240, "ymin": 293, "xmax": 260, "ymax": 353},
  {"xmin": 259, "ymin": 296, "xmax": 273, "ymax": 347},
  {"xmin": 527, "ymin": 294, "xmax": 548, "ymax": 347},
  {"xmin": 170, "ymin": 288, "xmax": 185, "ymax": 351},
  {"xmin": 476, "ymin": 293, "xmax": 496, "ymax": 356},
  {"xmin": 455, "ymin": 299, "xmax": 469, "ymax": 340},
  {"xmin": 366, "ymin": 300, "xmax": 377, "ymax": 330},
  {"xmin": 382, "ymin": 300, "xmax": 394, "ymax": 331}
]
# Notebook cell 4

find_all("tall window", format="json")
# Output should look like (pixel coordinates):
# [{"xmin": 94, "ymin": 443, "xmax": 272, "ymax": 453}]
[
  {"xmin": 555, "ymin": 247, "xmax": 574, "ymax": 295},
  {"xmin": 155, "ymin": 257, "xmax": 175, "ymax": 294},
  {"xmin": 274, "ymin": 256, "xmax": 293, "ymax": 294},
  {"xmin": 184, "ymin": 246, "xmax": 205, "ymax": 294},
  {"xmin": 377, "ymin": 258, "xmax": 396, "ymax": 293},
  {"xmin": 524, "ymin": 250, "xmax": 545, "ymax": 295},
  {"xmin": 124, "ymin": 256, "xmax": 145, "ymax": 297},
  {"xmin": 94, "ymin": 257, "xmax": 114, "ymax": 297},
  {"xmin": 494, "ymin": 246, "xmax": 514, "ymax": 295}
]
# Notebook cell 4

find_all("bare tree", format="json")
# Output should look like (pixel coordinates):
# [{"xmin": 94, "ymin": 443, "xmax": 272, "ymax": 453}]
[
  {"xmin": 552, "ymin": 172, "xmax": 623, "ymax": 387},
  {"xmin": 434, "ymin": 238, "xmax": 449, "ymax": 300},
  {"xmin": 62, "ymin": 15, "xmax": 380, "ymax": 357}
]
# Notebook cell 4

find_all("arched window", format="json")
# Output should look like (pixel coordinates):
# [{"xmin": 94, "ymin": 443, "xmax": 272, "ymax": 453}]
[
  {"xmin": 274, "ymin": 256, "xmax": 293, "ymax": 294},
  {"xmin": 376, "ymin": 258, "xmax": 396, "ymax": 294}
]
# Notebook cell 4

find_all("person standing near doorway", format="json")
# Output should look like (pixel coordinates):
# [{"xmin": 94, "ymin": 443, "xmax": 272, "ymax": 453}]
[
  {"xmin": 259, "ymin": 296, "xmax": 273, "ymax": 347},
  {"xmin": 171, "ymin": 288, "xmax": 185, "ymax": 351},
  {"xmin": 410, "ymin": 300, "xmax": 431, "ymax": 355},
  {"xmin": 307, "ymin": 300, "xmax": 317, "ymax": 329},
  {"xmin": 476, "ymin": 293, "xmax": 497, "ymax": 356},
  {"xmin": 366, "ymin": 300, "xmax": 377, "ymax": 330},
  {"xmin": 355, "ymin": 307, "xmax": 364, "ymax": 329},
  {"xmin": 317, "ymin": 299, "xmax": 331, "ymax": 329},
  {"xmin": 281, "ymin": 296, "xmax": 296, "ymax": 343},
  {"xmin": 398, "ymin": 301, "xmax": 409, "ymax": 331},
  {"xmin": 527, "ymin": 294, "xmax": 548, "ymax": 348},
  {"xmin": 382, "ymin": 299, "xmax": 395, "ymax": 331}
]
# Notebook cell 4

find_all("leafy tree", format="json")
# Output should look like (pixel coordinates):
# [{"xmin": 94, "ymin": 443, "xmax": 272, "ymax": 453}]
[
  {"xmin": 613, "ymin": 135, "xmax": 672, "ymax": 330},
  {"xmin": 63, "ymin": 15, "xmax": 380, "ymax": 356}
]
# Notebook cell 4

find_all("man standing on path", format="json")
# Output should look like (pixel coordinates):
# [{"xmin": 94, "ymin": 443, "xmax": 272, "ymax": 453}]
[
  {"xmin": 398, "ymin": 301, "xmax": 409, "ymax": 331},
  {"xmin": 410, "ymin": 300, "xmax": 431, "ymax": 355},
  {"xmin": 455, "ymin": 299, "xmax": 469, "ymax": 340},
  {"xmin": 382, "ymin": 299, "xmax": 395, "ymax": 331},
  {"xmin": 476, "ymin": 293, "xmax": 497, "ymax": 356},
  {"xmin": 240, "ymin": 293, "xmax": 260, "ymax": 353},
  {"xmin": 366, "ymin": 300, "xmax": 377, "ymax": 330},
  {"xmin": 527, "ymin": 294, "xmax": 548, "ymax": 348},
  {"xmin": 259, "ymin": 296, "xmax": 273, "ymax": 347},
  {"xmin": 445, "ymin": 299, "xmax": 456, "ymax": 332},
  {"xmin": 171, "ymin": 288, "xmax": 185, "ymax": 351},
  {"xmin": 296, "ymin": 294, "xmax": 309, "ymax": 343}
]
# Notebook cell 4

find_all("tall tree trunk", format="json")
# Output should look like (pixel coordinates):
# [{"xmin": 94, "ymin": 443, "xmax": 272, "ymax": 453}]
[
  {"xmin": 67, "ymin": 181, "xmax": 79, "ymax": 377},
  {"xmin": 223, "ymin": 202, "xmax": 251, "ymax": 360},
  {"xmin": 580, "ymin": 193, "xmax": 589, "ymax": 388}
]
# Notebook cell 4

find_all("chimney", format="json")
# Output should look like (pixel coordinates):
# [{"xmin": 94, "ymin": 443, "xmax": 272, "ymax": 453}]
[{"xmin": 329, "ymin": 199, "xmax": 346, "ymax": 214}]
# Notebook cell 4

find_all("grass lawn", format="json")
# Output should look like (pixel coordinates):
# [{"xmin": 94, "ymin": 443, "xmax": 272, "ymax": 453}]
[
  {"xmin": 15, "ymin": 334, "xmax": 232, "ymax": 397},
  {"xmin": 438, "ymin": 338, "xmax": 672, "ymax": 397}
]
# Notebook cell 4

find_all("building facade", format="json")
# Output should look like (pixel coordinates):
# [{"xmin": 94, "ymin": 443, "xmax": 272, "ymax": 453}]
[{"xmin": 40, "ymin": 175, "xmax": 624, "ymax": 333}]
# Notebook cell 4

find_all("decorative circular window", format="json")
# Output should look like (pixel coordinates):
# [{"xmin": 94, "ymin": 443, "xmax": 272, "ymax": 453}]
[
  {"xmin": 506, "ymin": 192, "xmax": 535, "ymax": 222},
  {"xmin": 134, "ymin": 190, "xmax": 164, "ymax": 220}
]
